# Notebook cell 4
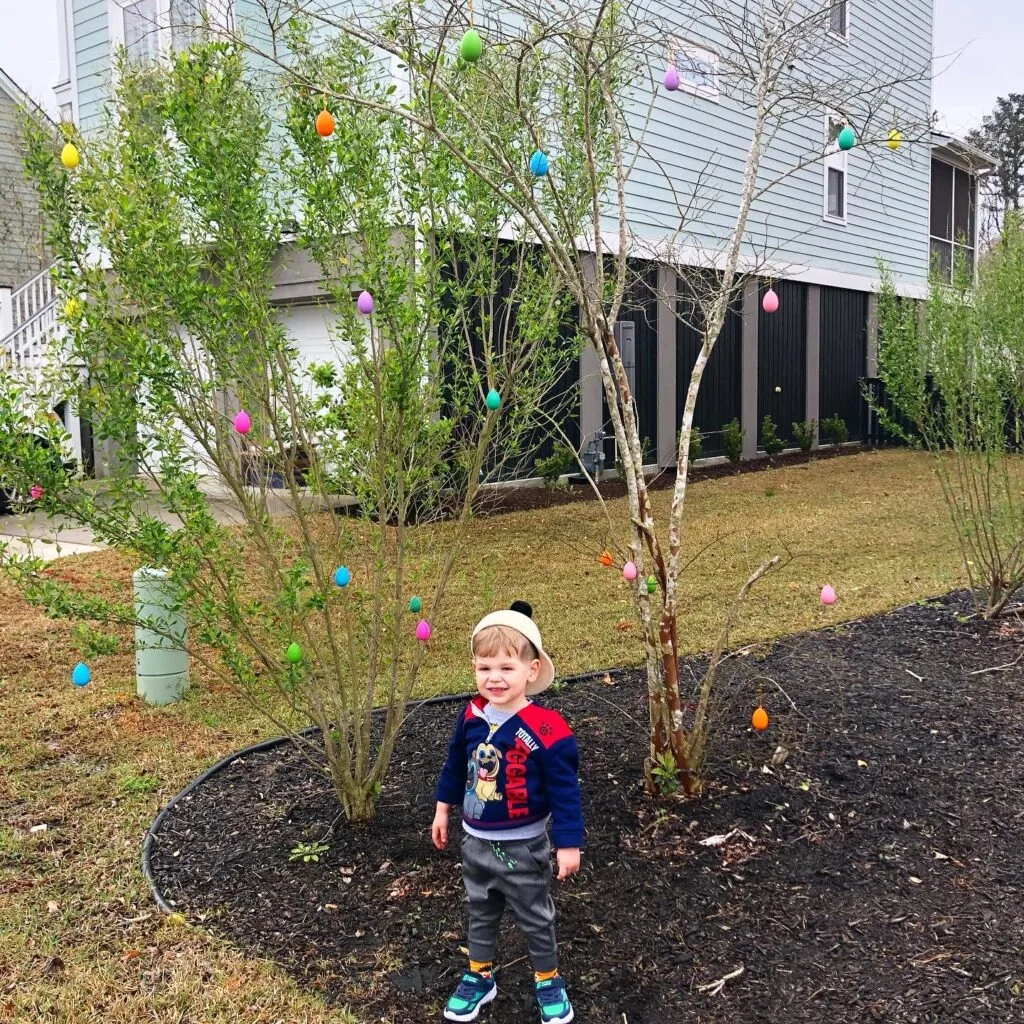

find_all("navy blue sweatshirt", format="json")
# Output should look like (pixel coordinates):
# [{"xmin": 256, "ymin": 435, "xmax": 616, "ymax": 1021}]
[{"xmin": 435, "ymin": 695, "xmax": 585, "ymax": 849}]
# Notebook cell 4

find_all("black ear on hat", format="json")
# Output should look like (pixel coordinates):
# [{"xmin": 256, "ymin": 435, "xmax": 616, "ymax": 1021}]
[{"xmin": 510, "ymin": 600, "xmax": 533, "ymax": 618}]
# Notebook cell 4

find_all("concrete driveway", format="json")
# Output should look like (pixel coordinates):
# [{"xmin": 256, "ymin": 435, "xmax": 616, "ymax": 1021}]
[{"xmin": 0, "ymin": 479, "xmax": 355, "ymax": 563}]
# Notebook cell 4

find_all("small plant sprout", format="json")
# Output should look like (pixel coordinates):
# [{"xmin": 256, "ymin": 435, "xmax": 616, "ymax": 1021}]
[{"xmin": 289, "ymin": 840, "xmax": 331, "ymax": 864}]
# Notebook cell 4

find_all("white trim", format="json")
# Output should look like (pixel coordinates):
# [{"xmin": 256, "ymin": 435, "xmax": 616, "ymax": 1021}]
[
  {"xmin": 823, "ymin": 112, "xmax": 849, "ymax": 225},
  {"xmin": 667, "ymin": 38, "xmax": 720, "ymax": 101},
  {"xmin": 826, "ymin": 0, "xmax": 851, "ymax": 42}
]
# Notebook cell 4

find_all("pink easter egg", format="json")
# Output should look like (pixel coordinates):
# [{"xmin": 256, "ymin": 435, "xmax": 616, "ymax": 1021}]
[
  {"xmin": 233, "ymin": 410, "xmax": 251, "ymax": 434},
  {"xmin": 762, "ymin": 288, "xmax": 779, "ymax": 314},
  {"xmin": 29, "ymin": 484, "xmax": 44, "ymax": 500},
  {"xmin": 820, "ymin": 584, "xmax": 836, "ymax": 606},
  {"xmin": 357, "ymin": 290, "xmax": 374, "ymax": 315},
  {"xmin": 623, "ymin": 560, "xmax": 638, "ymax": 581},
  {"xmin": 416, "ymin": 619, "xmax": 432, "ymax": 641},
  {"xmin": 663, "ymin": 66, "xmax": 680, "ymax": 91}
]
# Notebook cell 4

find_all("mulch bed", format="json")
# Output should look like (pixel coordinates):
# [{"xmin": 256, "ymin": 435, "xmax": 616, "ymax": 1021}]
[{"xmin": 148, "ymin": 590, "xmax": 1024, "ymax": 1022}]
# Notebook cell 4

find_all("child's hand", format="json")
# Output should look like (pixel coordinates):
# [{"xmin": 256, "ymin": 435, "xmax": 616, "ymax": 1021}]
[
  {"xmin": 555, "ymin": 847, "xmax": 580, "ymax": 880},
  {"xmin": 431, "ymin": 803, "xmax": 450, "ymax": 849}
]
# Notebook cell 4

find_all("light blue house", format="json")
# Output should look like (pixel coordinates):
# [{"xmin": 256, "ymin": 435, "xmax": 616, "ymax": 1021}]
[{"xmin": 21, "ymin": 0, "xmax": 995, "ymax": 474}]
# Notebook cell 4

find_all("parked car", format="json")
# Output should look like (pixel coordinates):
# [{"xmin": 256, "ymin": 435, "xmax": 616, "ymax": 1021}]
[{"xmin": 0, "ymin": 430, "xmax": 77, "ymax": 516}]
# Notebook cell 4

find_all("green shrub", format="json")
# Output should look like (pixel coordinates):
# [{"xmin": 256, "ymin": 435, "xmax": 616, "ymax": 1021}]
[
  {"xmin": 761, "ymin": 415, "xmax": 785, "ymax": 456},
  {"xmin": 821, "ymin": 414, "xmax": 849, "ymax": 446},
  {"xmin": 722, "ymin": 418, "xmax": 744, "ymax": 463},
  {"xmin": 680, "ymin": 428, "xmax": 703, "ymax": 463},
  {"xmin": 535, "ymin": 442, "xmax": 576, "ymax": 487},
  {"xmin": 791, "ymin": 419, "xmax": 817, "ymax": 453}
]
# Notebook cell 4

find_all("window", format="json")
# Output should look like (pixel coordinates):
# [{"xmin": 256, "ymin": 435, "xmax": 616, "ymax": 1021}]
[
  {"xmin": 823, "ymin": 114, "xmax": 848, "ymax": 224},
  {"xmin": 123, "ymin": 0, "xmax": 159, "ymax": 62},
  {"xmin": 829, "ymin": 1, "xmax": 849, "ymax": 38},
  {"xmin": 827, "ymin": 168, "xmax": 845, "ymax": 218},
  {"xmin": 930, "ymin": 158, "xmax": 977, "ymax": 282},
  {"xmin": 169, "ymin": 0, "xmax": 204, "ymax": 51},
  {"xmin": 668, "ymin": 40, "xmax": 720, "ymax": 100}
]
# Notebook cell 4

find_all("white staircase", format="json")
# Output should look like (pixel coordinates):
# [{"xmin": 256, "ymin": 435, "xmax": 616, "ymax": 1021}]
[{"xmin": 1, "ymin": 266, "xmax": 85, "ymax": 469}]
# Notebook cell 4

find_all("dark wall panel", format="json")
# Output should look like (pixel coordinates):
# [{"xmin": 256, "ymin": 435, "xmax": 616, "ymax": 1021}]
[
  {"xmin": 676, "ymin": 275, "xmax": 743, "ymax": 456},
  {"xmin": 757, "ymin": 280, "xmax": 807, "ymax": 445},
  {"xmin": 819, "ymin": 286, "xmax": 868, "ymax": 441}
]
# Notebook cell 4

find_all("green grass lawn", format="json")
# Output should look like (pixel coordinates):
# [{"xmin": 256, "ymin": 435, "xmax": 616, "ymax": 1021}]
[{"xmin": 0, "ymin": 449, "xmax": 968, "ymax": 1022}]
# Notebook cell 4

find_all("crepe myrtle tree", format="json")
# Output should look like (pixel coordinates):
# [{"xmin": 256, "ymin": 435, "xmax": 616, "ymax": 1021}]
[
  {"xmin": 1, "ymin": 41, "xmax": 580, "ymax": 821},
  {"xmin": 227, "ymin": 0, "xmax": 936, "ymax": 793},
  {"xmin": 875, "ymin": 214, "xmax": 1024, "ymax": 619}
]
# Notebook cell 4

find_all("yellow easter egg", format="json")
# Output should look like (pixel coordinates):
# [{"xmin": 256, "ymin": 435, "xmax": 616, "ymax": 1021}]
[{"xmin": 60, "ymin": 143, "xmax": 80, "ymax": 169}]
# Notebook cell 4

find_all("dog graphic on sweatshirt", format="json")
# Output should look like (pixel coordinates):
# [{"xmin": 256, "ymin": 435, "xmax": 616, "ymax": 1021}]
[{"xmin": 471, "ymin": 742, "xmax": 503, "ymax": 802}]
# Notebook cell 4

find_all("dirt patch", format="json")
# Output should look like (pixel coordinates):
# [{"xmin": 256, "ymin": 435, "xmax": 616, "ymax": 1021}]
[{"xmin": 148, "ymin": 591, "xmax": 1024, "ymax": 1022}]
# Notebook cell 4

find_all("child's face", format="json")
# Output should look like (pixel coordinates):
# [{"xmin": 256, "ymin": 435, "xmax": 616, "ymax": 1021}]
[{"xmin": 473, "ymin": 646, "xmax": 539, "ymax": 710}]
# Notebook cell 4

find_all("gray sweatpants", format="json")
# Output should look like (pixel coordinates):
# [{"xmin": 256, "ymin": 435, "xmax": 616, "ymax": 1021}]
[{"xmin": 461, "ymin": 832, "xmax": 558, "ymax": 973}]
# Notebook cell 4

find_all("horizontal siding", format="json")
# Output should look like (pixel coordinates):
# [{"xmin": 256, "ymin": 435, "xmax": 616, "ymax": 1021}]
[
  {"xmin": 74, "ymin": 0, "xmax": 110, "ymax": 131},
  {"xmin": 623, "ymin": 0, "xmax": 934, "ymax": 285}
]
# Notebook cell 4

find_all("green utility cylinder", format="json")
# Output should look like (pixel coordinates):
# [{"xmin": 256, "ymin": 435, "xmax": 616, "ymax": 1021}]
[{"xmin": 134, "ymin": 567, "xmax": 189, "ymax": 706}]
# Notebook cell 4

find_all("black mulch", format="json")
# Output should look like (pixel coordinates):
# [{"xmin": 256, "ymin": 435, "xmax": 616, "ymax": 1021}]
[{"xmin": 148, "ymin": 591, "xmax": 1024, "ymax": 1022}]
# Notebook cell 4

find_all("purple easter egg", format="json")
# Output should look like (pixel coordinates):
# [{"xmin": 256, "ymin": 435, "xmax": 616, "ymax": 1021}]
[
  {"xmin": 357, "ymin": 290, "xmax": 374, "ymax": 315},
  {"xmin": 663, "ymin": 66, "xmax": 680, "ymax": 91}
]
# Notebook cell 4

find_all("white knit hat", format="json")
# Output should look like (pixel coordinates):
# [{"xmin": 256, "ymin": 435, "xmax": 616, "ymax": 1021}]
[{"xmin": 470, "ymin": 601, "xmax": 555, "ymax": 695}]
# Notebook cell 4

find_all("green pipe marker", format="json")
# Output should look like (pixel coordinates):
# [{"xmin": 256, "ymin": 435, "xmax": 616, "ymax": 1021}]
[{"xmin": 134, "ymin": 567, "xmax": 189, "ymax": 706}]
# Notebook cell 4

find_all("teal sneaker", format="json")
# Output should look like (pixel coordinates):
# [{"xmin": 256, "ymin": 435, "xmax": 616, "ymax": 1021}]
[
  {"xmin": 443, "ymin": 971, "xmax": 497, "ymax": 1021},
  {"xmin": 535, "ymin": 976, "xmax": 574, "ymax": 1023}
]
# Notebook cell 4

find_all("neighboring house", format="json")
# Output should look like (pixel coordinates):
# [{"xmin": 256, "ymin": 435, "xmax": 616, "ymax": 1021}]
[
  {"xmin": 38, "ymin": 0, "xmax": 997, "ymax": 479},
  {"xmin": 0, "ymin": 67, "xmax": 53, "ymax": 334}
]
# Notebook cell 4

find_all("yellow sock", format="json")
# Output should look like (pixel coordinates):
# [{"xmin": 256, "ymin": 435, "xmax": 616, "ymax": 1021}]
[
  {"xmin": 535, "ymin": 968, "xmax": 559, "ymax": 982},
  {"xmin": 470, "ymin": 959, "xmax": 493, "ymax": 976}
]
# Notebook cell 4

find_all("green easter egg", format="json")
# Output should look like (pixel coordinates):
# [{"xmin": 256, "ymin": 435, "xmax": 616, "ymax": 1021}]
[
  {"xmin": 409, "ymin": 595, "xmax": 422, "ymax": 613},
  {"xmin": 459, "ymin": 29, "xmax": 483, "ymax": 62},
  {"xmin": 286, "ymin": 642, "xmax": 302, "ymax": 664},
  {"xmin": 837, "ymin": 125, "xmax": 856, "ymax": 150},
  {"xmin": 646, "ymin": 575, "xmax": 657, "ymax": 594},
  {"xmin": 485, "ymin": 388, "xmax": 501, "ymax": 410}
]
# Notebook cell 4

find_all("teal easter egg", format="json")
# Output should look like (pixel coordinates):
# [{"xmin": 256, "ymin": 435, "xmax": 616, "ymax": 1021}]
[
  {"xmin": 485, "ymin": 389, "xmax": 501, "ymax": 410},
  {"xmin": 838, "ymin": 126, "xmax": 856, "ymax": 150},
  {"xmin": 409, "ymin": 595, "xmax": 422, "ymax": 613}
]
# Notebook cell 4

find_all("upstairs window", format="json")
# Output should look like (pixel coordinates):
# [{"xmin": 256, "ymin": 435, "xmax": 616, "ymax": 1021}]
[
  {"xmin": 668, "ymin": 40, "xmax": 720, "ymax": 100},
  {"xmin": 930, "ymin": 158, "xmax": 977, "ymax": 282},
  {"xmin": 169, "ymin": 0, "xmax": 204, "ymax": 51},
  {"xmin": 823, "ymin": 114, "xmax": 849, "ymax": 224},
  {"xmin": 829, "ymin": 1, "xmax": 850, "ymax": 39},
  {"xmin": 123, "ymin": 0, "xmax": 159, "ymax": 63}
]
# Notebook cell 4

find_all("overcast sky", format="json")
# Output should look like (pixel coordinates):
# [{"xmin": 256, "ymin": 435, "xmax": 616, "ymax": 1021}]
[{"xmin": 0, "ymin": 1, "xmax": 1019, "ymax": 136}]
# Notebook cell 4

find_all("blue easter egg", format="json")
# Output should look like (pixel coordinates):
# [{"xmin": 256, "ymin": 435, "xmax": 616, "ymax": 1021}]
[
  {"xmin": 334, "ymin": 566, "xmax": 351, "ymax": 587},
  {"xmin": 529, "ymin": 150, "xmax": 549, "ymax": 176},
  {"xmin": 72, "ymin": 662, "xmax": 91, "ymax": 687}
]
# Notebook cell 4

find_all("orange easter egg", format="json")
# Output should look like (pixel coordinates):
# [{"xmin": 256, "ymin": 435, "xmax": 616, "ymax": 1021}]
[{"xmin": 752, "ymin": 706, "xmax": 769, "ymax": 731}]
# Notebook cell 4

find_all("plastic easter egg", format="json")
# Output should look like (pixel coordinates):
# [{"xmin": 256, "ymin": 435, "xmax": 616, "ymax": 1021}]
[
  {"xmin": 29, "ymin": 484, "xmax": 44, "ymax": 500},
  {"xmin": 646, "ymin": 575, "xmax": 657, "ymax": 594},
  {"xmin": 599, "ymin": 549, "xmax": 614, "ymax": 567},
  {"xmin": 762, "ymin": 288, "xmax": 779, "ymax": 314},
  {"xmin": 623, "ymin": 561, "xmax": 638, "ymax": 581},
  {"xmin": 416, "ymin": 619, "xmax": 432, "ymax": 641},
  {"xmin": 357, "ymin": 290, "xmax": 374, "ymax": 315},
  {"xmin": 315, "ymin": 109, "xmax": 335, "ymax": 138},
  {"xmin": 752, "ymin": 706, "xmax": 769, "ymax": 731},
  {"xmin": 409, "ymin": 595, "xmax": 422, "ymax": 613},
  {"xmin": 71, "ymin": 662, "xmax": 91, "ymax": 687},
  {"xmin": 334, "ymin": 566, "xmax": 351, "ymax": 587},
  {"xmin": 60, "ymin": 143, "xmax": 79, "ymax": 169},
  {"xmin": 233, "ymin": 409, "xmax": 251, "ymax": 434},
  {"xmin": 286, "ymin": 642, "xmax": 302, "ymax": 664},
  {"xmin": 887, "ymin": 129, "xmax": 902, "ymax": 150},
  {"xmin": 837, "ymin": 126, "xmax": 856, "ymax": 151},
  {"xmin": 529, "ymin": 150, "xmax": 549, "ymax": 177},
  {"xmin": 820, "ymin": 584, "xmax": 836, "ymax": 606},
  {"xmin": 485, "ymin": 389, "xmax": 501, "ymax": 410},
  {"xmin": 459, "ymin": 28, "xmax": 483, "ymax": 62},
  {"xmin": 663, "ymin": 66, "xmax": 680, "ymax": 91}
]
